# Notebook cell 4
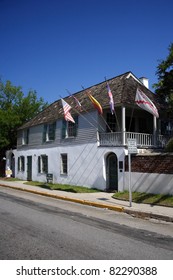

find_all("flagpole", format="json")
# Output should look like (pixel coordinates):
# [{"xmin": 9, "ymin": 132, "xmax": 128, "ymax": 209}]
[
  {"xmin": 104, "ymin": 77, "xmax": 121, "ymax": 131},
  {"xmin": 75, "ymin": 86, "xmax": 106, "ymax": 132},
  {"xmin": 82, "ymin": 86, "xmax": 113, "ymax": 132},
  {"xmin": 65, "ymin": 90, "xmax": 100, "ymax": 130},
  {"xmin": 60, "ymin": 91, "xmax": 116, "ymax": 147}
]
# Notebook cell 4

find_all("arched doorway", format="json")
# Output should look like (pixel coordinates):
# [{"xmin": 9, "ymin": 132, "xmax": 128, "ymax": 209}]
[{"xmin": 106, "ymin": 153, "xmax": 118, "ymax": 191}]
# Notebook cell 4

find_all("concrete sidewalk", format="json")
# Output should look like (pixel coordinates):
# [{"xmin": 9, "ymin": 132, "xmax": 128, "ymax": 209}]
[{"xmin": 0, "ymin": 179, "xmax": 173, "ymax": 223}]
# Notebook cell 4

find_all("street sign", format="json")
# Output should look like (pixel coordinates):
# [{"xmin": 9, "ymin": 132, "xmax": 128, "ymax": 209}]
[{"xmin": 127, "ymin": 138, "xmax": 138, "ymax": 154}]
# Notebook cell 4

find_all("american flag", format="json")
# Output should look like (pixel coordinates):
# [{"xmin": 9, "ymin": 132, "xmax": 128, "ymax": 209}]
[
  {"xmin": 61, "ymin": 99, "xmax": 75, "ymax": 123},
  {"xmin": 106, "ymin": 82, "xmax": 114, "ymax": 114}
]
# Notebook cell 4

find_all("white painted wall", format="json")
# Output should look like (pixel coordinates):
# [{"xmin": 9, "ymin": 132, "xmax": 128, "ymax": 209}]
[
  {"xmin": 6, "ymin": 147, "xmax": 173, "ymax": 195},
  {"xmin": 124, "ymin": 172, "xmax": 173, "ymax": 195},
  {"xmin": 7, "ymin": 144, "xmax": 126, "ymax": 191}
]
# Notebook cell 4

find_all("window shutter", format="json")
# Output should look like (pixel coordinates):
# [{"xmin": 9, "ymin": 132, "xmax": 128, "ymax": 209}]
[
  {"xmin": 43, "ymin": 124, "xmax": 47, "ymax": 143},
  {"xmin": 61, "ymin": 119, "xmax": 66, "ymax": 139},
  {"xmin": 18, "ymin": 157, "xmax": 20, "ymax": 171},
  {"xmin": 38, "ymin": 156, "xmax": 41, "ymax": 173},
  {"xmin": 45, "ymin": 155, "xmax": 48, "ymax": 173},
  {"xmin": 52, "ymin": 122, "xmax": 56, "ymax": 140},
  {"xmin": 26, "ymin": 129, "xmax": 29, "ymax": 144},
  {"xmin": 74, "ymin": 116, "xmax": 78, "ymax": 137},
  {"xmin": 22, "ymin": 156, "xmax": 25, "ymax": 172}
]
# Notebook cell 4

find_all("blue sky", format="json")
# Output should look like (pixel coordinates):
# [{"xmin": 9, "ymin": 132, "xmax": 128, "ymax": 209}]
[{"xmin": 0, "ymin": 0, "xmax": 172, "ymax": 103}]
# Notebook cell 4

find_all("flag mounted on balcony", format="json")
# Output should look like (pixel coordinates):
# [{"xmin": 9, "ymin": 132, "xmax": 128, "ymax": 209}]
[
  {"xmin": 87, "ymin": 92, "xmax": 103, "ymax": 114},
  {"xmin": 135, "ymin": 88, "xmax": 159, "ymax": 118},
  {"xmin": 106, "ymin": 82, "xmax": 114, "ymax": 114},
  {"xmin": 61, "ymin": 99, "xmax": 75, "ymax": 123}
]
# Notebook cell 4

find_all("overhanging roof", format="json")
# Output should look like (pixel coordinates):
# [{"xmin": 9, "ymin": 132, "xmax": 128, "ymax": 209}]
[{"xmin": 19, "ymin": 71, "xmax": 164, "ymax": 130}]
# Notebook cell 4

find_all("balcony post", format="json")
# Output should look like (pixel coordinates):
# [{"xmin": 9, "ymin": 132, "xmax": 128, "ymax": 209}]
[
  {"xmin": 153, "ymin": 116, "xmax": 157, "ymax": 146},
  {"xmin": 122, "ymin": 105, "xmax": 126, "ymax": 145}
]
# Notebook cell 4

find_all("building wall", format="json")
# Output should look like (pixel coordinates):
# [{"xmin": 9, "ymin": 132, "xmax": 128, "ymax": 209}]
[
  {"xmin": 124, "ymin": 154, "xmax": 173, "ymax": 195},
  {"xmin": 124, "ymin": 172, "xmax": 173, "ymax": 195},
  {"xmin": 7, "ymin": 147, "xmax": 173, "ymax": 194},
  {"xmin": 17, "ymin": 111, "xmax": 98, "ymax": 150},
  {"xmin": 125, "ymin": 154, "xmax": 173, "ymax": 174},
  {"xmin": 11, "ymin": 144, "xmax": 125, "ymax": 191}
]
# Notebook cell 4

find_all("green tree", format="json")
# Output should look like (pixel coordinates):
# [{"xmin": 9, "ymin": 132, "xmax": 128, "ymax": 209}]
[
  {"xmin": 154, "ymin": 43, "xmax": 173, "ymax": 114},
  {"xmin": 0, "ymin": 80, "xmax": 48, "ymax": 152}
]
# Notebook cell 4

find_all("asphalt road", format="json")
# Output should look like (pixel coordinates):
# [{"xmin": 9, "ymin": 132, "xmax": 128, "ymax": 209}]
[{"xmin": 0, "ymin": 187, "xmax": 173, "ymax": 260}]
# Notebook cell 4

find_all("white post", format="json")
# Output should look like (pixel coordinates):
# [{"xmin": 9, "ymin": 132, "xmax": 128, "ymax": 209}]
[
  {"xmin": 153, "ymin": 116, "xmax": 157, "ymax": 146},
  {"xmin": 122, "ymin": 106, "xmax": 126, "ymax": 145},
  {"xmin": 128, "ymin": 153, "xmax": 132, "ymax": 207}
]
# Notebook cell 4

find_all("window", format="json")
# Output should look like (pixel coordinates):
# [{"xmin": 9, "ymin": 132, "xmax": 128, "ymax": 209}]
[
  {"xmin": 60, "ymin": 154, "xmax": 68, "ymax": 175},
  {"xmin": 18, "ymin": 156, "xmax": 25, "ymax": 172},
  {"xmin": 43, "ymin": 122, "xmax": 56, "ymax": 142},
  {"xmin": 22, "ymin": 129, "xmax": 29, "ymax": 145},
  {"xmin": 38, "ymin": 155, "xmax": 48, "ymax": 173},
  {"xmin": 61, "ymin": 116, "xmax": 78, "ymax": 138}
]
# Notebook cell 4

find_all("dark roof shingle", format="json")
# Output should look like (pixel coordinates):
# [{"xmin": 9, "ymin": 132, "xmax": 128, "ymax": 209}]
[{"xmin": 19, "ymin": 71, "xmax": 165, "ymax": 130}]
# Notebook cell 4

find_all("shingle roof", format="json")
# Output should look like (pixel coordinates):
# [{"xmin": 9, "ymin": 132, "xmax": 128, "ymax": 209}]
[{"xmin": 19, "ymin": 71, "xmax": 165, "ymax": 130}]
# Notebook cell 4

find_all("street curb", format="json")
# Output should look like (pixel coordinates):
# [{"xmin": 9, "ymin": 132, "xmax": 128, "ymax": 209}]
[
  {"xmin": 124, "ymin": 208, "xmax": 173, "ymax": 223},
  {"xmin": 1, "ymin": 183, "xmax": 172, "ymax": 222},
  {"xmin": 0, "ymin": 184, "xmax": 124, "ymax": 213}
]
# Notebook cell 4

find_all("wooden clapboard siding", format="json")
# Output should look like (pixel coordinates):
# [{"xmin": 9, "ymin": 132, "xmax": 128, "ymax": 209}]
[{"xmin": 17, "ymin": 111, "xmax": 98, "ymax": 150}]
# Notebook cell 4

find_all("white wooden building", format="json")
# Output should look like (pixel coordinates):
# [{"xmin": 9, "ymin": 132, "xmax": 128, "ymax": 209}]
[{"xmin": 6, "ymin": 72, "xmax": 173, "ymax": 194}]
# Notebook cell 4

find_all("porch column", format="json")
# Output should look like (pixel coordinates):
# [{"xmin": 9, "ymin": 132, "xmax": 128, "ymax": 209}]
[
  {"xmin": 153, "ymin": 116, "xmax": 157, "ymax": 146},
  {"xmin": 122, "ymin": 105, "xmax": 126, "ymax": 145}
]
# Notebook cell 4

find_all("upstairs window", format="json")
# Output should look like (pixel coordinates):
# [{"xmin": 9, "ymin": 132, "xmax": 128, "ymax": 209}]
[
  {"xmin": 38, "ymin": 155, "xmax": 48, "ymax": 174},
  {"xmin": 61, "ymin": 116, "xmax": 78, "ymax": 139},
  {"xmin": 43, "ymin": 122, "xmax": 56, "ymax": 142},
  {"xmin": 22, "ymin": 129, "xmax": 29, "ymax": 145}
]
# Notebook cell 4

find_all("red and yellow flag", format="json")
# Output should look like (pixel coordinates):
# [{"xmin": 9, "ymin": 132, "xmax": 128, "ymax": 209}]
[{"xmin": 87, "ymin": 93, "xmax": 103, "ymax": 114}]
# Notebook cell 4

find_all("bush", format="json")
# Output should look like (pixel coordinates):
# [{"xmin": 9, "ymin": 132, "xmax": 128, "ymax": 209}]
[{"xmin": 165, "ymin": 137, "xmax": 173, "ymax": 152}]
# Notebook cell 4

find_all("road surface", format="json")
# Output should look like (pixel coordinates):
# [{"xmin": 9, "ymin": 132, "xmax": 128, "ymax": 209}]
[{"xmin": 0, "ymin": 187, "xmax": 173, "ymax": 259}]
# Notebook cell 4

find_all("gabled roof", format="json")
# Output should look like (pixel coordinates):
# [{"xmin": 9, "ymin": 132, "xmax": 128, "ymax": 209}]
[{"xmin": 19, "ymin": 71, "xmax": 164, "ymax": 130}]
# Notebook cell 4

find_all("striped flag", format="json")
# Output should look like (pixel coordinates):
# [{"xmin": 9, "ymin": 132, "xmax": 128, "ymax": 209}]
[
  {"xmin": 135, "ymin": 88, "xmax": 159, "ymax": 118},
  {"xmin": 61, "ymin": 99, "xmax": 75, "ymax": 123},
  {"xmin": 106, "ymin": 82, "xmax": 114, "ymax": 114},
  {"xmin": 72, "ymin": 95, "xmax": 82, "ymax": 110},
  {"xmin": 87, "ymin": 92, "xmax": 103, "ymax": 114}
]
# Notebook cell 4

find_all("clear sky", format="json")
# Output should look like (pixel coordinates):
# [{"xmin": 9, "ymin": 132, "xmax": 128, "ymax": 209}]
[{"xmin": 0, "ymin": 0, "xmax": 172, "ymax": 103}]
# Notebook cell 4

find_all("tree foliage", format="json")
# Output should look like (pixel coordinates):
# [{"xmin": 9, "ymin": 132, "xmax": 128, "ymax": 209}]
[
  {"xmin": 0, "ymin": 80, "xmax": 48, "ymax": 152},
  {"xmin": 154, "ymin": 43, "xmax": 173, "ymax": 114}
]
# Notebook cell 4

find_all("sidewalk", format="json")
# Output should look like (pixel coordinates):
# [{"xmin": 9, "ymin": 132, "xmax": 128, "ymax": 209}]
[{"xmin": 0, "ymin": 179, "xmax": 173, "ymax": 223}]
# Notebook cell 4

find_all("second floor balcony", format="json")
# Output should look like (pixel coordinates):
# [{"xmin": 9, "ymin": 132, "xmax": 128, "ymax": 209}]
[{"xmin": 98, "ymin": 131, "xmax": 168, "ymax": 148}]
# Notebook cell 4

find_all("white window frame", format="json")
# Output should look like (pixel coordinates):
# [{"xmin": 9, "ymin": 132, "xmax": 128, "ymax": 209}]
[
  {"xmin": 43, "ymin": 122, "xmax": 56, "ymax": 142},
  {"xmin": 38, "ymin": 155, "xmax": 48, "ymax": 174},
  {"xmin": 60, "ymin": 154, "xmax": 68, "ymax": 175},
  {"xmin": 62, "ymin": 116, "xmax": 78, "ymax": 139},
  {"xmin": 22, "ymin": 129, "xmax": 29, "ymax": 145},
  {"xmin": 18, "ymin": 156, "xmax": 25, "ymax": 172}
]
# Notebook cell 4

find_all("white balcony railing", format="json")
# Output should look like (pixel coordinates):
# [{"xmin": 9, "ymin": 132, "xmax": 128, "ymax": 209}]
[
  {"xmin": 125, "ymin": 132, "xmax": 153, "ymax": 147},
  {"xmin": 98, "ymin": 132, "xmax": 166, "ymax": 147},
  {"xmin": 98, "ymin": 132, "xmax": 122, "ymax": 146}
]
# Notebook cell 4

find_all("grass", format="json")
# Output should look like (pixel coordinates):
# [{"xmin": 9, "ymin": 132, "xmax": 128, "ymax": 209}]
[
  {"xmin": 112, "ymin": 191, "xmax": 173, "ymax": 207},
  {"xmin": 0, "ymin": 177, "xmax": 23, "ymax": 181},
  {"xmin": 1, "ymin": 177, "xmax": 173, "ymax": 207},
  {"xmin": 24, "ymin": 181, "xmax": 101, "ymax": 193}
]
